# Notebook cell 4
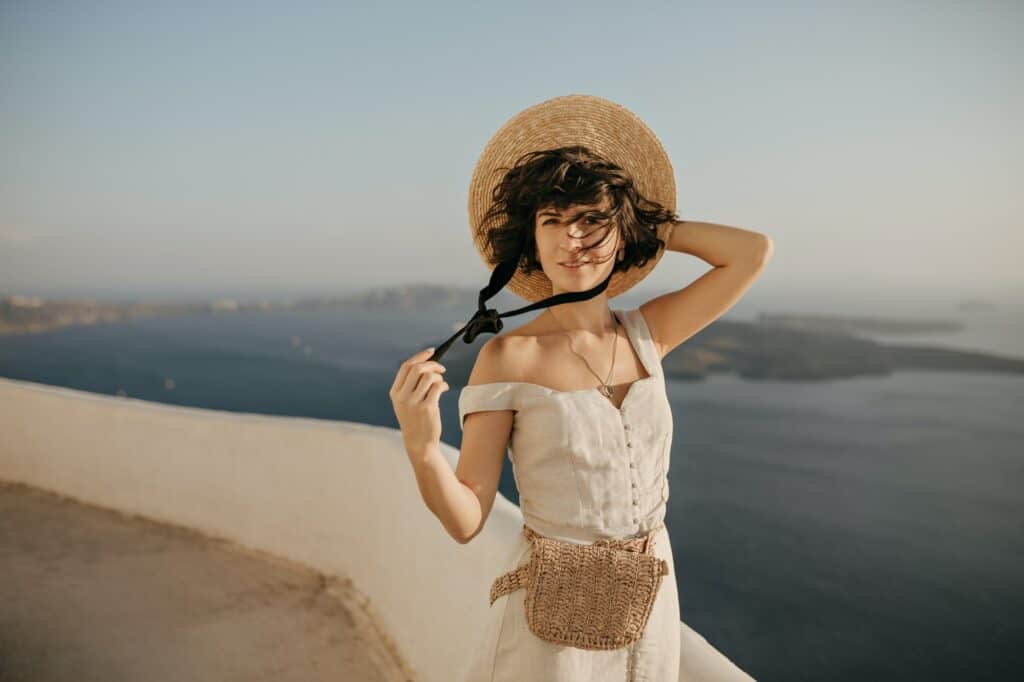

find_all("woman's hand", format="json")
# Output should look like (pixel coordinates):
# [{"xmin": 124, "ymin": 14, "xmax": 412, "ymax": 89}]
[{"xmin": 390, "ymin": 347, "xmax": 449, "ymax": 455}]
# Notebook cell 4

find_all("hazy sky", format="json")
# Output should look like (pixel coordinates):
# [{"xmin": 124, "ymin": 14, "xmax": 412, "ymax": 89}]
[{"xmin": 2, "ymin": 1, "xmax": 1021, "ymax": 315}]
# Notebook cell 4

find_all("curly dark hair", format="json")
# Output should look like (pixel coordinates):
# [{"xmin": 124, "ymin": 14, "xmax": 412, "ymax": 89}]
[{"xmin": 476, "ymin": 145, "xmax": 679, "ymax": 277}]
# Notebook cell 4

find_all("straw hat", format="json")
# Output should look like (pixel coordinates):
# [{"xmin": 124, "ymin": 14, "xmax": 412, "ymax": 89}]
[{"xmin": 467, "ymin": 93, "xmax": 677, "ymax": 303}]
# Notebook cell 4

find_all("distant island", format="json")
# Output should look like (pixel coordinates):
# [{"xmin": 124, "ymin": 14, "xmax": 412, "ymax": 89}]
[
  {"xmin": 3, "ymin": 286, "xmax": 1021, "ymax": 381},
  {"xmin": 0, "ymin": 294, "xmax": 268, "ymax": 336},
  {"xmin": 756, "ymin": 312, "xmax": 964, "ymax": 336}
]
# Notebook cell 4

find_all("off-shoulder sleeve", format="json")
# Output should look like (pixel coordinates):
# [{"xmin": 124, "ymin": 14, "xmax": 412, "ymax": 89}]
[{"xmin": 458, "ymin": 383, "xmax": 518, "ymax": 431}]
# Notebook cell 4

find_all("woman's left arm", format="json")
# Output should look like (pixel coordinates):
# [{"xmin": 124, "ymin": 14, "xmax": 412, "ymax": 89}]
[
  {"xmin": 664, "ymin": 219, "xmax": 772, "ymax": 266},
  {"xmin": 640, "ymin": 220, "xmax": 773, "ymax": 359}
]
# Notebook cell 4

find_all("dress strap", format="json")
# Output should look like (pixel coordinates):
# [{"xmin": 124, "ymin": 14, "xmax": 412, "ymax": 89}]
[{"xmin": 616, "ymin": 307, "xmax": 663, "ymax": 378}]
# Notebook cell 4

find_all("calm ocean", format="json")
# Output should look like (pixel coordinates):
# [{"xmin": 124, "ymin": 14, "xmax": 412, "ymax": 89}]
[{"xmin": 1, "ymin": 306, "xmax": 1021, "ymax": 681}]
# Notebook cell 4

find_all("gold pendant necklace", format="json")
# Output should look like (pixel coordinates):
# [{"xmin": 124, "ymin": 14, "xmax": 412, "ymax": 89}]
[{"xmin": 549, "ymin": 308, "xmax": 620, "ymax": 398}]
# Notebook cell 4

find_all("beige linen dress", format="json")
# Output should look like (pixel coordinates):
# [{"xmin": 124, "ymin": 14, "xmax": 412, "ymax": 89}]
[{"xmin": 455, "ymin": 307, "xmax": 755, "ymax": 682}]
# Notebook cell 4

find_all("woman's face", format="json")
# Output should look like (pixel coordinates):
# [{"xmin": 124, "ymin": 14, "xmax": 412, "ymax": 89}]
[{"xmin": 534, "ymin": 197, "xmax": 621, "ymax": 292}]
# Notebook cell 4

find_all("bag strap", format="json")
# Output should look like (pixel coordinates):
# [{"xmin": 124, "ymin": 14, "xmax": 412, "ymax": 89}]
[{"xmin": 490, "ymin": 561, "xmax": 532, "ymax": 606}]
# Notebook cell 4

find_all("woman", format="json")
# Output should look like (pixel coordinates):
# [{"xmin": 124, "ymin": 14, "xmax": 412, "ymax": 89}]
[{"xmin": 391, "ymin": 95, "xmax": 769, "ymax": 681}]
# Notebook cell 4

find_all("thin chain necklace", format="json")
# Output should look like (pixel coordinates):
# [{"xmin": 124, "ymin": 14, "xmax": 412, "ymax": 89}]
[{"xmin": 548, "ymin": 307, "xmax": 620, "ymax": 399}]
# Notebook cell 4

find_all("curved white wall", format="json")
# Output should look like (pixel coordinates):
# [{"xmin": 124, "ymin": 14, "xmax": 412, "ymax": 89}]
[{"xmin": 0, "ymin": 376, "xmax": 751, "ymax": 681}]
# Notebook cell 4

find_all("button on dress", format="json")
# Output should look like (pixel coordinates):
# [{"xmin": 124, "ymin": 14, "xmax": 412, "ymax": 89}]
[{"xmin": 455, "ymin": 307, "xmax": 755, "ymax": 682}]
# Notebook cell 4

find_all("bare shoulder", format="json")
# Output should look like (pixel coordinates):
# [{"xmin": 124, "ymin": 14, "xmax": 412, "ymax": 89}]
[
  {"xmin": 466, "ymin": 335, "xmax": 519, "ymax": 386},
  {"xmin": 466, "ymin": 320, "xmax": 540, "ymax": 386}
]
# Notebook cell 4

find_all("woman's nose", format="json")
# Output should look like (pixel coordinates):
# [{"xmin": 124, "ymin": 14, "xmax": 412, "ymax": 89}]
[{"xmin": 562, "ymin": 223, "xmax": 588, "ymax": 244}]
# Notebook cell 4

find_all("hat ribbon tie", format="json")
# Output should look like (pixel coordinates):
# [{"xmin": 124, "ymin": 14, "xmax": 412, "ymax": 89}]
[{"xmin": 427, "ymin": 256, "xmax": 614, "ymax": 362}]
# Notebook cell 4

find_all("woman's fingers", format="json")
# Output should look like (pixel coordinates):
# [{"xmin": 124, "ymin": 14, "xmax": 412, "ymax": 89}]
[
  {"xmin": 391, "ymin": 348, "xmax": 433, "ymax": 395},
  {"xmin": 408, "ymin": 361, "xmax": 446, "ymax": 400},
  {"xmin": 426, "ymin": 377, "xmax": 449, "ymax": 402},
  {"xmin": 414, "ymin": 370, "xmax": 447, "ymax": 403},
  {"xmin": 391, "ymin": 348, "xmax": 446, "ymax": 400}
]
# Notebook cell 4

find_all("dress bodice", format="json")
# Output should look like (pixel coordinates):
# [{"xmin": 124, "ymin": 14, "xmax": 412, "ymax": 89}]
[{"xmin": 457, "ymin": 307, "xmax": 674, "ymax": 543}]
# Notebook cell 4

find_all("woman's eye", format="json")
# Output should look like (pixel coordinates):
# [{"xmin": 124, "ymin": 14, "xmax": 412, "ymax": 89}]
[{"xmin": 544, "ymin": 217, "xmax": 599, "ymax": 225}]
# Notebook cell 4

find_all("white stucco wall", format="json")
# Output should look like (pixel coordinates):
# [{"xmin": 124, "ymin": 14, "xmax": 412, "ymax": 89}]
[{"xmin": 0, "ymin": 376, "xmax": 751, "ymax": 681}]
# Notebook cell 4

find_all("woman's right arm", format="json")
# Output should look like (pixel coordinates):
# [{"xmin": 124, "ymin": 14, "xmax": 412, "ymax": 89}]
[
  {"xmin": 406, "ymin": 440, "xmax": 483, "ymax": 544},
  {"xmin": 391, "ymin": 341, "xmax": 512, "ymax": 544}
]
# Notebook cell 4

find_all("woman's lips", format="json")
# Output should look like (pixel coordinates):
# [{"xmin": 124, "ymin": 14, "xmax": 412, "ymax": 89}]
[{"xmin": 560, "ymin": 261, "xmax": 590, "ymax": 270}]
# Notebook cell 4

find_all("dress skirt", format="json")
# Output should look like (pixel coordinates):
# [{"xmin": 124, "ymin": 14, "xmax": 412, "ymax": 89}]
[{"xmin": 457, "ymin": 525, "xmax": 755, "ymax": 681}]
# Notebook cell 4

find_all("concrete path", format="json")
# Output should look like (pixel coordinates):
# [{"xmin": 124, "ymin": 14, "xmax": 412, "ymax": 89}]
[{"xmin": 0, "ymin": 481, "xmax": 413, "ymax": 681}]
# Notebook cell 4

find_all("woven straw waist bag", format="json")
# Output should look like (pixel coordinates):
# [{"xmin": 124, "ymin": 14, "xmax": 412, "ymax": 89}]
[{"xmin": 489, "ymin": 523, "xmax": 670, "ymax": 651}]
